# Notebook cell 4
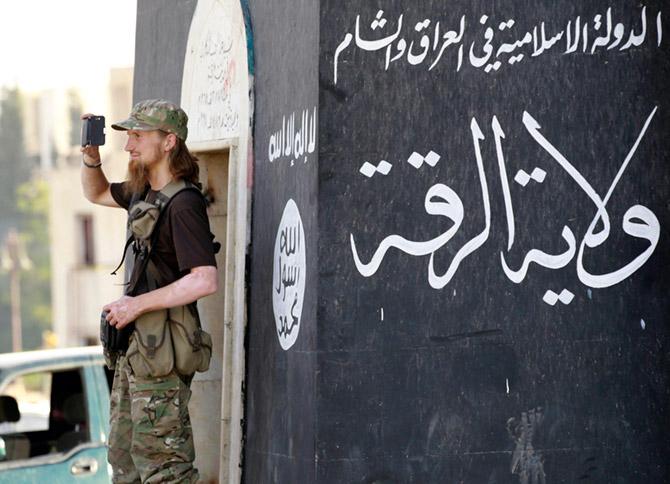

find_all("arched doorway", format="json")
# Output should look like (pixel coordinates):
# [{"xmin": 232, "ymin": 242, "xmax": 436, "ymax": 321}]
[{"xmin": 180, "ymin": 0, "xmax": 252, "ymax": 481}]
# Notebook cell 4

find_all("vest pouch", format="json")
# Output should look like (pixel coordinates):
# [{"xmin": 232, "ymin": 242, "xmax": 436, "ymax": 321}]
[
  {"xmin": 168, "ymin": 305, "xmax": 213, "ymax": 375},
  {"xmin": 128, "ymin": 201, "xmax": 161, "ymax": 241},
  {"xmin": 126, "ymin": 309, "xmax": 174, "ymax": 377}
]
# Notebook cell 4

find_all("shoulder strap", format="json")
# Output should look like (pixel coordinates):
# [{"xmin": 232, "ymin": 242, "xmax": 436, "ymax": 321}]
[
  {"xmin": 125, "ymin": 180, "xmax": 205, "ymax": 295},
  {"xmin": 110, "ymin": 186, "xmax": 149, "ymax": 277}
]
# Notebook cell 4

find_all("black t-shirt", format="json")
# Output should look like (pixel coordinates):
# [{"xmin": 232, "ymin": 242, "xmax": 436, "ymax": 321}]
[{"xmin": 110, "ymin": 181, "xmax": 217, "ymax": 292}]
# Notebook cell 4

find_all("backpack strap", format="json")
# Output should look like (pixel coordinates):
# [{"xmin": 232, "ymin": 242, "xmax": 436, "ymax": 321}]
[
  {"xmin": 110, "ymin": 186, "xmax": 150, "ymax": 277},
  {"xmin": 125, "ymin": 181, "xmax": 205, "ymax": 296}
]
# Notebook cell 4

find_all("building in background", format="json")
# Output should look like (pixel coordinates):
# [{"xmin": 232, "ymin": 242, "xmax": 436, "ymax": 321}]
[{"xmin": 22, "ymin": 67, "xmax": 133, "ymax": 347}]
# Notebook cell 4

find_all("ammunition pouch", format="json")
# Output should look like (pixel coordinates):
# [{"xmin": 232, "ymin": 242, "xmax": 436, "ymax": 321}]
[
  {"xmin": 126, "ymin": 305, "xmax": 212, "ymax": 378},
  {"xmin": 127, "ymin": 201, "xmax": 161, "ymax": 241}
]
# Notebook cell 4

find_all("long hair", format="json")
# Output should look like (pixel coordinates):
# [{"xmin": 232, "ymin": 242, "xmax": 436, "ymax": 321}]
[
  {"xmin": 125, "ymin": 132, "xmax": 199, "ymax": 195},
  {"xmin": 168, "ymin": 136, "xmax": 199, "ymax": 184}
]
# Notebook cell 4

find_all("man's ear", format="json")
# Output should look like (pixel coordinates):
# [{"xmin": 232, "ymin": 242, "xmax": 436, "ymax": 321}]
[{"xmin": 163, "ymin": 133, "xmax": 177, "ymax": 152}]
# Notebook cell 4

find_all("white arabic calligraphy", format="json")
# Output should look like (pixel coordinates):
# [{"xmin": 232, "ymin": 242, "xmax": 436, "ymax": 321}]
[
  {"xmin": 350, "ymin": 108, "xmax": 661, "ymax": 292},
  {"xmin": 333, "ymin": 5, "xmax": 663, "ymax": 82},
  {"xmin": 268, "ymin": 106, "xmax": 318, "ymax": 166},
  {"xmin": 273, "ymin": 200, "xmax": 307, "ymax": 350}
]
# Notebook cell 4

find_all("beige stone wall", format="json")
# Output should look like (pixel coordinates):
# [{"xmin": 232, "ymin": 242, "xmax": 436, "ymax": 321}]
[{"xmin": 191, "ymin": 150, "xmax": 229, "ymax": 481}]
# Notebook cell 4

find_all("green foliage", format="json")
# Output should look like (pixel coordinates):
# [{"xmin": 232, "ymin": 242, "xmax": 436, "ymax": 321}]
[
  {"xmin": 0, "ymin": 87, "xmax": 29, "ymax": 353},
  {"xmin": 0, "ymin": 88, "xmax": 31, "ymax": 227},
  {"xmin": 16, "ymin": 179, "xmax": 52, "ymax": 350},
  {"xmin": 0, "ymin": 276, "xmax": 9, "ymax": 353},
  {"xmin": 0, "ymin": 88, "xmax": 51, "ymax": 352}
]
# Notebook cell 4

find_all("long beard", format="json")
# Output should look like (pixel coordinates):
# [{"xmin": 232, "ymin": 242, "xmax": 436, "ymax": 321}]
[{"xmin": 127, "ymin": 159, "xmax": 149, "ymax": 193}]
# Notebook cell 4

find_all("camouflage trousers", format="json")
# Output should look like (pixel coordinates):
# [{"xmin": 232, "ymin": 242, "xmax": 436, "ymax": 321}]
[{"xmin": 108, "ymin": 353, "xmax": 199, "ymax": 483}]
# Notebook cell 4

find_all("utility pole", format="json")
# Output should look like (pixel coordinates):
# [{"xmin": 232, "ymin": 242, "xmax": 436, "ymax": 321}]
[{"xmin": 1, "ymin": 229, "xmax": 31, "ymax": 352}]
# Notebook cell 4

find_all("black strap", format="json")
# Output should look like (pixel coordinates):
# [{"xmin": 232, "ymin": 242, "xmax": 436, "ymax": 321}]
[
  {"xmin": 111, "ymin": 186, "xmax": 149, "ymax": 277},
  {"xmin": 111, "ymin": 236, "xmax": 134, "ymax": 276},
  {"xmin": 126, "ymin": 185, "xmax": 204, "ymax": 296}
]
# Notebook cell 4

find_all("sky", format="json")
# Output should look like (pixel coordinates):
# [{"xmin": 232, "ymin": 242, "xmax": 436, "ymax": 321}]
[{"xmin": 0, "ymin": 0, "xmax": 136, "ymax": 105}]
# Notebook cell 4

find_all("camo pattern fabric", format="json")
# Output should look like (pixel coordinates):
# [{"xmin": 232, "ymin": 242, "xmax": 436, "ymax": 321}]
[
  {"xmin": 108, "ymin": 353, "xmax": 198, "ymax": 483},
  {"xmin": 111, "ymin": 99, "xmax": 189, "ymax": 141}
]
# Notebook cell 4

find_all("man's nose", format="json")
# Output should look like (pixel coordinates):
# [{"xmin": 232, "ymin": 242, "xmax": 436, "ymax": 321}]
[{"xmin": 124, "ymin": 138, "xmax": 133, "ymax": 151}]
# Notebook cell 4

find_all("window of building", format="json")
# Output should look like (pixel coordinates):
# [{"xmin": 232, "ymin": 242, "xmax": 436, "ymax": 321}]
[{"xmin": 77, "ymin": 214, "xmax": 95, "ymax": 266}]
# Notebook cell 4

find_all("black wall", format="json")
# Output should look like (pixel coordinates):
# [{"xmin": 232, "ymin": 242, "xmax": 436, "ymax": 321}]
[
  {"xmin": 316, "ymin": 1, "xmax": 669, "ymax": 482},
  {"xmin": 133, "ymin": 0, "xmax": 669, "ymax": 482},
  {"xmin": 245, "ymin": 0, "xmax": 319, "ymax": 482},
  {"xmin": 133, "ymin": 0, "xmax": 198, "ymax": 104}
]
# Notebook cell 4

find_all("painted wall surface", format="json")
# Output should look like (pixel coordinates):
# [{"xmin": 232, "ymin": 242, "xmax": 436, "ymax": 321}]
[
  {"xmin": 317, "ymin": 1, "xmax": 669, "ymax": 482},
  {"xmin": 133, "ymin": 0, "xmax": 198, "ymax": 103},
  {"xmin": 244, "ymin": 0, "xmax": 319, "ymax": 482},
  {"xmin": 131, "ymin": 1, "xmax": 668, "ymax": 482}
]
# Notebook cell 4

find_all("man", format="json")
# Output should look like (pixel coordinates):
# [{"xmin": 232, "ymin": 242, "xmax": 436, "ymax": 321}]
[{"xmin": 81, "ymin": 99, "xmax": 217, "ymax": 483}]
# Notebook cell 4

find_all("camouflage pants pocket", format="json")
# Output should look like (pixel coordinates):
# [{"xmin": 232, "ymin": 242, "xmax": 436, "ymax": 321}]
[{"xmin": 128, "ymin": 372, "xmax": 198, "ymax": 484}]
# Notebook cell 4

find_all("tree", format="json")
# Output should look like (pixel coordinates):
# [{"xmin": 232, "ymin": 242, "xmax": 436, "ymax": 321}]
[
  {"xmin": 0, "ymin": 87, "xmax": 32, "ymax": 234},
  {"xmin": 0, "ymin": 88, "xmax": 49, "ymax": 352},
  {"xmin": 15, "ymin": 179, "xmax": 52, "ymax": 350}
]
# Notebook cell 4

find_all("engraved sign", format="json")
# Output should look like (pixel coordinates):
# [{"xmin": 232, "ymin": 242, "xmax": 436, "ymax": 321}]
[{"xmin": 182, "ymin": 0, "xmax": 243, "ymax": 143}]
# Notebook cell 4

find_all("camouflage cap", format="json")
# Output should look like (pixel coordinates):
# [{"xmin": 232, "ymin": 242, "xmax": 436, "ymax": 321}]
[{"xmin": 111, "ymin": 99, "xmax": 188, "ymax": 141}]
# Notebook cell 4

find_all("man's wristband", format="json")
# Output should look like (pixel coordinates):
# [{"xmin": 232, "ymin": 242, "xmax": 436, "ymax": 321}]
[{"xmin": 83, "ymin": 159, "xmax": 102, "ymax": 168}]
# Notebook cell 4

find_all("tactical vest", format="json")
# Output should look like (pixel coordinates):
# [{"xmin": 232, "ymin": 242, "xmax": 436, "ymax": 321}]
[{"xmin": 114, "ymin": 180, "xmax": 215, "ymax": 377}]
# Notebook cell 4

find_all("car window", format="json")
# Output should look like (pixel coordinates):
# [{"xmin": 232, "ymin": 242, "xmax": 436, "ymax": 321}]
[
  {"xmin": 0, "ymin": 368, "xmax": 91, "ymax": 462},
  {"xmin": 0, "ymin": 372, "xmax": 51, "ymax": 434}
]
